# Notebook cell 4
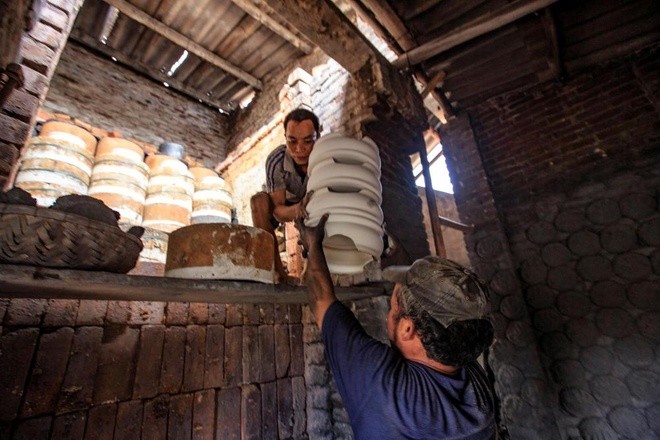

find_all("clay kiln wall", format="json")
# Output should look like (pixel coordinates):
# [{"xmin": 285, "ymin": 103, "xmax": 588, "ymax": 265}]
[{"xmin": 439, "ymin": 47, "xmax": 659, "ymax": 439}]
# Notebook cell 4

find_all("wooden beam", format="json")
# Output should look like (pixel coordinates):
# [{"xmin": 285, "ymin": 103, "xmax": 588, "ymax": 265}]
[
  {"xmin": 359, "ymin": 0, "xmax": 416, "ymax": 51},
  {"xmin": 393, "ymin": 0, "xmax": 558, "ymax": 68},
  {"xmin": 438, "ymin": 215, "xmax": 474, "ymax": 232},
  {"xmin": 260, "ymin": 0, "xmax": 373, "ymax": 73},
  {"xmin": 102, "ymin": 0, "xmax": 262, "ymax": 89},
  {"xmin": 229, "ymin": 0, "xmax": 314, "ymax": 54},
  {"xmin": 540, "ymin": 6, "xmax": 563, "ymax": 79},
  {"xmin": 0, "ymin": 264, "xmax": 388, "ymax": 304},
  {"xmin": 419, "ymin": 145, "xmax": 446, "ymax": 257}
]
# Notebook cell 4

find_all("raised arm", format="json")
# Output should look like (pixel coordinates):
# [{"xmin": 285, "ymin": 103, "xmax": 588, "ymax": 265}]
[
  {"xmin": 295, "ymin": 213, "xmax": 336, "ymax": 329},
  {"xmin": 270, "ymin": 190, "xmax": 308, "ymax": 222}
]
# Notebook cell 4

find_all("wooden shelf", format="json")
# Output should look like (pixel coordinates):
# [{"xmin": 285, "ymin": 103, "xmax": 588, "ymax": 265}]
[{"xmin": 0, "ymin": 264, "xmax": 389, "ymax": 304}]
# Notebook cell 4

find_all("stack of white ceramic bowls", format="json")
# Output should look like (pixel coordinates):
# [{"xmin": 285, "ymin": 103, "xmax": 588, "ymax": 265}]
[{"xmin": 305, "ymin": 133, "xmax": 384, "ymax": 274}]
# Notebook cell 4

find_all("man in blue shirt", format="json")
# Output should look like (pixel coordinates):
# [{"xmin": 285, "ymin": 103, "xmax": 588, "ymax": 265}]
[{"xmin": 296, "ymin": 214, "xmax": 496, "ymax": 439}]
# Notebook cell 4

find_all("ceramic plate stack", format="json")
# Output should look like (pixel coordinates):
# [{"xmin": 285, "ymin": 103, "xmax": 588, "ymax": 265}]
[
  {"xmin": 306, "ymin": 133, "xmax": 384, "ymax": 274},
  {"xmin": 189, "ymin": 167, "xmax": 233, "ymax": 224}
]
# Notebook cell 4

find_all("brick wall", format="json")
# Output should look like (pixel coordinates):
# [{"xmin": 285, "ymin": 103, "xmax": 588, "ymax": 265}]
[
  {"xmin": 0, "ymin": 299, "xmax": 309, "ymax": 439},
  {"xmin": 440, "ymin": 47, "xmax": 659, "ymax": 439},
  {"xmin": 42, "ymin": 42, "xmax": 229, "ymax": 167},
  {"xmin": 1, "ymin": 0, "xmax": 84, "ymax": 188}
]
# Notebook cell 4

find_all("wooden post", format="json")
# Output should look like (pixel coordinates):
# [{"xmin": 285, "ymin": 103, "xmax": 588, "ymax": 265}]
[{"xmin": 419, "ymin": 145, "xmax": 446, "ymax": 257}]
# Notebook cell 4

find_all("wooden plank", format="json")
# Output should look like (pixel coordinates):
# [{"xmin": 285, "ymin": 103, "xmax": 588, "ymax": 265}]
[
  {"xmin": 393, "ymin": 0, "xmax": 558, "ymax": 68},
  {"xmin": 102, "ymin": 0, "xmax": 262, "ymax": 89},
  {"xmin": 540, "ymin": 7, "xmax": 563, "ymax": 80},
  {"xmin": 360, "ymin": 0, "xmax": 417, "ymax": 51},
  {"xmin": 229, "ymin": 0, "xmax": 313, "ymax": 54},
  {"xmin": 0, "ymin": 265, "xmax": 388, "ymax": 304},
  {"xmin": 261, "ymin": 0, "xmax": 373, "ymax": 73}
]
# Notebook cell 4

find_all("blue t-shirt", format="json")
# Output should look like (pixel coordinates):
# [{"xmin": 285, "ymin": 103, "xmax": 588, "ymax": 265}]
[{"xmin": 322, "ymin": 301, "xmax": 495, "ymax": 440}]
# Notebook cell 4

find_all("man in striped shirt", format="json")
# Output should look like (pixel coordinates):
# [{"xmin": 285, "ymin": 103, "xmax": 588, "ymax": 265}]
[{"xmin": 251, "ymin": 108, "xmax": 321, "ymax": 282}]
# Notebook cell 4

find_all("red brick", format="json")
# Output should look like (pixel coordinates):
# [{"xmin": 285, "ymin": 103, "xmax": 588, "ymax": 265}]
[
  {"xmin": 189, "ymin": 302, "xmax": 209, "ymax": 324},
  {"xmin": 76, "ymin": 300, "xmax": 108, "ymax": 325},
  {"xmin": 203, "ymin": 325, "xmax": 224, "ymax": 389},
  {"xmin": 84, "ymin": 403, "xmax": 117, "ymax": 440},
  {"xmin": 259, "ymin": 325, "xmax": 276, "ymax": 382},
  {"xmin": 57, "ymin": 326, "xmax": 103, "ymax": 413},
  {"xmin": 241, "ymin": 384, "xmax": 262, "ymax": 439},
  {"xmin": 242, "ymin": 325, "xmax": 260, "ymax": 383},
  {"xmin": 292, "ymin": 376, "xmax": 307, "ymax": 437},
  {"xmin": 105, "ymin": 301, "xmax": 130, "ymax": 324},
  {"xmin": 276, "ymin": 378, "xmax": 294, "ymax": 439},
  {"xmin": 93, "ymin": 326, "xmax": 139, "ymax": 404},
  {"xmin": 21, "ymin": 327, "xmax": 74, "ymax": 417},
  {"xmin": 142, "ymin": 395, "xmax": 169, "ymax": 440},
  {"xmin": 183, "ymin": 325, "xmax": 206, "ymax": 392},
  {"xmin": 0, "ymin": 298, "xmax": 9, "ymax": 323},
  {"xmin": 274, "ymin": 324, "xmax": 291, "ymax": 378},
  {"xmin": 165, "ymin": 302, "xmax": 189, "ymax": 325},
  {"xmin": 192, "ymin": 389, "xmax": 215, "ymax": 440},
  {"xmin": 20, "ymin": 36, "xmax": 56, "ymax": 74},
  {"xmin": 28, "ymin": 21, "xmax": 61, "ymax": 49},
  {"xmin": 289, "ymin": 324, "xmax": 304, "ymax": 376},
  {"xmin": 289, "ymin": 305, "xmax": 303, "ymax": 323},
  {"xmin": 52, "ymin": 411, "xmax": 86, "ymax": 439},
  {"xmin": 20, "ymin": 65, "xmax": 48, "ymax": 96},
  {"xmin": 225, "ymin": 304, "xmax": 243, "ymax": 326},
  {"xmin": 4, "ymin": 298, "xmax": 46, "ymax": 325},
  {"xmin": 159, "ymin": 326, "xmax": 186, "ymax": 394},
  {"xmin": 223, "ymin": 327, "xmax": 242, "ymax": 387},
  {"xmin": 114, "ymin": 400, "xmax": 143, "ymax": 440},
  {"xmin": 243, "ymin": 304, "xmax": 261, "ymax": 324},
  {"xmin": 0, "ymin": 328, "xmax": 39, "ymax": 421},
  {"xmin": 260, "ymin": 304, "xmax": 275, "ymax": 324},
  {"xmin": 260, "ymin": 381, "xmax": 278, "ymax": 440},
  {"xmin": 39, "ymin": 2, "xmax": 70, "ymax": 31},
  {"xmin": 207, "ymin": 303, "xmax": 226, "ymax": 324},
  {"xmin": 133, "ymin": 325, "xmax": 165, "ymax": 399},
  {"xmin": 168, "ymin": 393, "xmax": 193, "ymax": 439},
  {"xmin": 43, "ymin": 299, "xmax": 79, "ymax": 326},
  {"xmin": 273, "ymin": 304, "xmax": 288, "ymax": 322},
  {"xmin": 215, "ymin": 388, "xmax": 240, "ymax": 440},
  {"xmin": 128, "ymin": 301, "xmax": 165, "ymax": 325}
]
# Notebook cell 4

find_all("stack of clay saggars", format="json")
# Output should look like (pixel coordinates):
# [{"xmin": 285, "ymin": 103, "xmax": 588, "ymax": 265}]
[
  {"xmin": 142, "ymin": 154, "xmax": 194, "ymax": 233},
  {"xmin": 189, "ymin": 167, "xmax": 233, "ymax": 224},
  {"xmin": 87, "ymin": 137, "xmax": 148, "ymax": 225},
  {"xmin": 14, "ymin": 120, "xmax": 97, "ymax": 207},
  {"xmin": 305, "ymin": 133, "xmax": 384, "ymax": 274}
]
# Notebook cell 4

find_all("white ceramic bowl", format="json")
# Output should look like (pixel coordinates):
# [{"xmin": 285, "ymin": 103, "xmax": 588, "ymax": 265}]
[
  {"xmin": 306, "ymin": 188, "xmax": 383, "ymax": 224},
  {"xmin": 307, "ymin": 159, "xmax": 382, "ymax": 204}
]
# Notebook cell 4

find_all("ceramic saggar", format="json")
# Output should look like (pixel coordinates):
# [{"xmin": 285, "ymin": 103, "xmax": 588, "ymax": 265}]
[{"xmin": 305, "ymin": 134, "xmax": 384, "ymax": 274}]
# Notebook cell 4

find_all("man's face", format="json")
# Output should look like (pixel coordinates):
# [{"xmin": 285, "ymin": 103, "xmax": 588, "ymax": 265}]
[{"xmin": 285, "ymin": 119, "xmax": 317, "ymax": 169}]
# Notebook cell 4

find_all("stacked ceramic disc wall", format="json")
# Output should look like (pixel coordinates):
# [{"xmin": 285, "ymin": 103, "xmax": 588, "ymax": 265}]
[
  {"xmin": 306, "ymin": 133, "xmax": 384, "ymax": 274},
  {"xmin": 87, "ymin": 137, "xmax": 148, "ymax": 225},
  {"xmin": 142, "ymin": 154, "xmax": 194, "ymax": 233},
  {"xmin": 14, "ymin": 120, "xmax": 97, "ymax": 206},
  {"xmin": 189, "ymin": 167, "xmax": 233, "ymax": 224}
]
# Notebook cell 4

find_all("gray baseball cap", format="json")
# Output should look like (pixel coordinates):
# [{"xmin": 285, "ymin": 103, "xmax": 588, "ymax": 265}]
[{"xmin": 382, "ymin": 256, "xmax": 491, "ymax": 327}]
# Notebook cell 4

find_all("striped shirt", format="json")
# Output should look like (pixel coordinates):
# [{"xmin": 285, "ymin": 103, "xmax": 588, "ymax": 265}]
[{"xmin": 265, "ymin": 144, "xmax": 308, "ymax": 204}]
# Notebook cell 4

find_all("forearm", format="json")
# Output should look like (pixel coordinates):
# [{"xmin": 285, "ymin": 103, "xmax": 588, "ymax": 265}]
[
  {"xmin": 272, "ymin": 203, "xmax": 299, "ymax": 222},
  {"xmin": 304, "ymin": 242, "xmax": 337, "ymax": 328}
]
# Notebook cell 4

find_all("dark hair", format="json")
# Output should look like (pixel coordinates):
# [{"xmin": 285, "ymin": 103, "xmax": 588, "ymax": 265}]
[
  {"xmin": 396, "ymin": 290, "xmax": 494, "ymax": 367},
  {"xmin": 284, "ymin": 108, "xmax": 320, "ymax": 135}
]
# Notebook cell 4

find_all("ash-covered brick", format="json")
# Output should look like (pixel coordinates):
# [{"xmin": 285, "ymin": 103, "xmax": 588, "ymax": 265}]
[
  {"xmin": 21, "ymin": 327, "xmax": 74, "ymax": 417},
  {"xmin": 520, "ymin": 257, "xmax": 547, "ymax": 285},
  {"xmin": 260, "ymin": 381, "xmax": 278, "ymax": 439},
  {"xmin": 619, "ymin": 192, "xmax": 656, "ymax": 220},
  {"xmin": 259, "ymin": 325, "xmax": 276, "ymax": 383},
  {"xmin": 159, "ymin": 326, "xmax": 186, "ymax": 395},
  {"xmin": 57, "ymin": 326, "xmax": 103, "ymax": 413},
  {"xmin": 277, "ymin": 378, "xmax": 294, "ymax": 439},
  {"xmin": 613, "ymin": 335, "xmax": 654, "ymax": 367},
  {"xmin": 595, "ymin": 308, "xmax": 634, "ymax": 338},
  {"xmin": 500, "ymin": 295, "xmax": 526, "ymax": 320},
  {"xmin": 551, "ymin": 359, "xmax": 586, "ymax": 387},
  {"xmin": 600, "ymin": 222, "xmax": 637, "ymax": 254},
  {"xmin": 182, "ymin": 325, "xmax": 206, "ymax": 392},
  {"xmin": 142, "ymin": 395, "xmax": 169, "ymax": 439},
  {"xmin": 242, "ymin": 325, "xmax": 260, "ymax": 384},
  {"xmin": 589, "ymin": 280, "xmax": 626, "ymax": 307},
  {"xmin": 192, "ymin": 389, "xmax": 215, "ymax": 439},
  {"xmin": 636, "ymin": 311, "xmax": 660, "ymax": 341},
  {"xmin": 76, "ymin": 300, "xmax": 108, "ymax": 325},
  {"xmin": 580, "ymin": 345, "xmax": 614, "ymax": 375},
  {"xmin": 526, "ymin": 221, "xmax": 556, "ymax": 244},
  {"xmin": 568, "ymin": 230, "xmax": 601, "ymax": 256},
  {"xmin": 225, "ymin": 304, "xmax": 244, "ymax": 327},
  {"xmin": 0, "ymin": 328, "xmax": 39, "ymax": 421},
  {"xmin": 547, "ymin": 265, "xmax": 579, "ymax": 291},
  {"xmin": 12, "ymin": 416, "xmax": 52, "ymax": 438},
  {"xmin": 490, "ymin": 269, "xmax": 519, "ymax": 295},
  {"xmin": 532, "ymin": 308, "xmax": 564, "ymax": 332},
  {"xmin": 554, "ymin": 210, "xmax": 586, "ymax": 232},
  {"xmin": 188, "ymin": 303, "xmax": 209, "ymax": 324},
  {"xmin": 578, "ymin": 417, "xmax": 618, "ymax": 440},
  {"xmin": 626, "ymin": 370, "xmax": 659, "ymax": 401},
  {"xmin": 165, "ymin": 302, "xmax": 189, "ymax": 325},
  {"xmin": 289, "ymin": 324, "xmax": 305, "ymax": 376},
  {"xmin": 223, "ymin": 326, "xmax": 242, "ymax": 387},
  {"xmin": 540, "ymin": 332, "xmax": 574, "ymax": 359},
  {"xmin": 52, "ymin": 411, "xmax": 86, "ymax": 439},
  {"xmin": 114, "ymin": 400, "xmax": 143, "ymax": 440},
  {"xmin": 216, "ymin": 388, "xmax": 240, "ymax": 439},
  {"xmin": 586, "ymin": 198, "xmax": 621, "ymax": 224},
  {"xmin": 5, "ymin": 298, "xmax": 47, "ymax": 325},
  {"xmin": 274, "ymin": 324, "xmax": 291, "ymax": 378},
  {"xmin": 627, "ymin": 280, "xmax": 660, "ymax": 310},
  {"xmin": 525, "ymin": 285, "xmax": 557, "ymax": 309},
  {"xmin": 559, "ymin": 387, "xmax": 600, "ymax": 418},
  {"xmin": 556, "ymin": 291, "xmax": 591, "ymax": 318},
  {"xmin": 133, "ymin": 325, "xmax": 165, "ymax": 400},
  {"xmin": 204, "ymin": 325, "xmax": 224, "ymax": 389},
  {"xmin": 208, "ymin": 303, "xmax": 226, "ymax": 324},
  {"xmin": 564, "ymin": 318, "xmax": 599, "ymax": 347},
  {"xmin": 168, "ymin": 393, "xmax": 193, "ymax": 440},
  {"xmin": 590, "ymin": 375, "xmax": 630, "ymax": 406},
  {"xmin": 241, "ymin": 384, "xmax": 261, "ymax": 439},
  {"xmin": 93, "ymin": 326, "xmax": 139, "ymax": 405},
  {"xmin": 607, "ymin": 406, "xmax": 650, "ymax": 438},
  {"xmin": 43, "ymin": 299, "xmax": 79, "ymax": 326},
  {"xmin": 85, "ymin": 403, "xmax": 117, "ymax": 440},
  {"xmin": 541, "ymin": 242, "xmax": 572, "ymax": 267}
]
